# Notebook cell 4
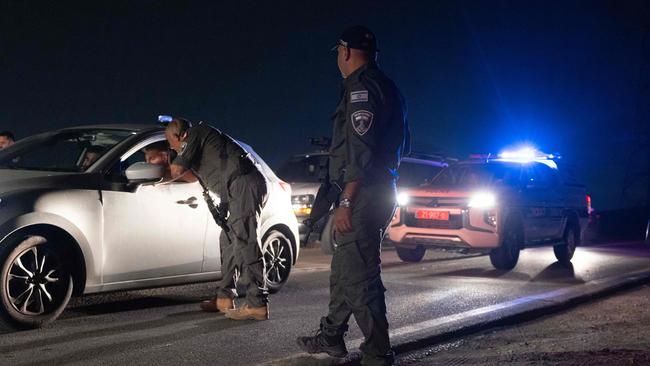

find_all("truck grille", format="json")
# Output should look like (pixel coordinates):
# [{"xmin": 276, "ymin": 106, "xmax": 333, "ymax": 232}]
[{"xmin": 409, "ymin": 196, "xmax": 467, "ymax": 208}]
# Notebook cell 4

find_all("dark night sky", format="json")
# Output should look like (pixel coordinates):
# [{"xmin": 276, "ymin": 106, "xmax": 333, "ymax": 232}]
[{"xmin": 1, "ymin": 1, "xmax": 648, "ymax": 209}]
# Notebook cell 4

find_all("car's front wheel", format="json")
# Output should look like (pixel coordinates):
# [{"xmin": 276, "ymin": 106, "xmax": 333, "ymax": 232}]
[
  {"xmin": 490, "ymin": 223, "xmax": 521, "ymax": 270},
  {"xmin": 0, "ymin": 235, "xmax": 73, "ymax": 329},
  {"xmin": 262, "ymin": 230, "xmax": 293, "ymax": 293}
]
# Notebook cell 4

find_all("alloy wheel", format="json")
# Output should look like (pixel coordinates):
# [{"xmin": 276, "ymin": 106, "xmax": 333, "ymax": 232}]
[{"xmin": 6, "ymin": 245, "xmax": 64, "ymax": 316}]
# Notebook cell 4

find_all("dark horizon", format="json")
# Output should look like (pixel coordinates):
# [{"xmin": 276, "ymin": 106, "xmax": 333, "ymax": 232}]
[{"xmin": 1, "ymin": 1, "xmax": 648, "ymax": 210}]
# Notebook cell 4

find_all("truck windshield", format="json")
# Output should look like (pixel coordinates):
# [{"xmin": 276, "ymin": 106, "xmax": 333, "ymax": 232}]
[
  {"xmin": 430, "ymin": 163, "xmax": 521, "ymax": 187},
  {"xmin": 398, "ymin": 161, "xmax": 444, "ymax": 188}
]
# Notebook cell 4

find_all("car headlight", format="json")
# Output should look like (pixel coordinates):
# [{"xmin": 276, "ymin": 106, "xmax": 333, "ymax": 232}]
[
  {"xmin": 292, "ymin": 194, "xmax": 314, "ymax": 216},
  {"xmin": 397, "ymin": 192, "xmax": 410, "ymax": 206},
  {"xmin": 468, "ymin": 192, "xmax": 496, "ymax": 208}
]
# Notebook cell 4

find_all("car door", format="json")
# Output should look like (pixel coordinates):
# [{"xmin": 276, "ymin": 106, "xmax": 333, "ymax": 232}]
[
  {"xmin": 534, "ymin": 163, "xmax": 564, "ymax": 239},
  {"xmin": 520, "ymin": 163, "xmax": 552, "ymax": 242},
  {"xmin": 100, "ymin": 135, "xmax": 210, "ymax": 283}
]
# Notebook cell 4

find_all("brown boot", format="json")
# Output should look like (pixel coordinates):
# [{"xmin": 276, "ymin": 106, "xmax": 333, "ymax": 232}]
[
  {"xmin": 225, "ymin": 303, "xmax": 268, "ymax": 321},
  {"xmin": 199, "ymin": 296, "xmax": 235, "ymax": 313}
]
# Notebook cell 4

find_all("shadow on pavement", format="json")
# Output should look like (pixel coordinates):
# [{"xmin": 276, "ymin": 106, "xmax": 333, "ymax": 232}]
[
  {"xmin": 65, "ymin": 296, "xmax": 201, "ymax": 316},
  {"xmin": 0, "ymin": 307, "xmax": 246, "ymax": 356},
  {"xmin": 433, "ymin": 268, "xmax": 532, "ymax": 281},
  {"xmin": 383, "ymin": 253, "xmax": 488, "ymax": 269},
  {"xmin": 530, "ymin": 262, "xmax": 584, "ymax": 284}
]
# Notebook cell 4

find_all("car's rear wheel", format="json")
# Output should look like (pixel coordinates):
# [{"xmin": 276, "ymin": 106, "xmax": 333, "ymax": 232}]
[
  {"xmin": 554, "ymin": 224, "xmax": 578, "ymax": 265},
  {"xmin": 262, "ymin": 230, "xmax": 293, "ymax": 293},
  {"xmin": 0, "ymin": 235, "xmax": 73, "ymax": 329},
  {"xmin": 395, "ymin": 245, "xmax": 426, "ymax": 262},
  {"xmin": 490, "ymin": 223, "xmax": 521, "ymax": 270}
]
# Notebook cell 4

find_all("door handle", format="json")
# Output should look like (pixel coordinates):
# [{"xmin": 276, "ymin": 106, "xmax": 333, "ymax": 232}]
[{"xmin": 176, "ymin": 196, "xmax": 199, "ymax": 208}]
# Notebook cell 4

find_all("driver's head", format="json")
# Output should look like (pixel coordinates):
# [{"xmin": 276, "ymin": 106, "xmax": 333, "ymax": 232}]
[
  {"xmin": 82, "ymin": 145, "xmax": 105, "ymax": 169},
  {"xmin": 143, "ymin": 141, "xmax": 170, "ymax": 166}
]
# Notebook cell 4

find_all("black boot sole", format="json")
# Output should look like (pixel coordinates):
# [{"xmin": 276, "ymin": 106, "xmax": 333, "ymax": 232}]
[{"xmin": 296, "ymin": 338, "xmax": 348, "ymax": 358}]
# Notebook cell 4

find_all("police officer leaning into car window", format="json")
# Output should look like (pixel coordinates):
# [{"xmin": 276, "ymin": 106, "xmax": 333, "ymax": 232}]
[
  {"xmin": 165, "ymin": 118, "xmax": 270, "ymax": 321},
  {"xmin": 297, "ymin": 26, "xmax": 410, "ymax": 366}
]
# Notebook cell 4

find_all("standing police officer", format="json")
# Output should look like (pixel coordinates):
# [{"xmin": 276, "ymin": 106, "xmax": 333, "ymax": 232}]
[
  {"xmin": 165, "ymin": 118, "xmax": 270, "ymax": 320},
  {"xmin": 297, "ymin": 26, "xmax": 410, "ymax": 365}
]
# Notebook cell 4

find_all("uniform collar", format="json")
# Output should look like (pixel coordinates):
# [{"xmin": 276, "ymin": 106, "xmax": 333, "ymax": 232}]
[{"xmin": 342, "ymin": 61, "xmax": 378, "ymax": 87}]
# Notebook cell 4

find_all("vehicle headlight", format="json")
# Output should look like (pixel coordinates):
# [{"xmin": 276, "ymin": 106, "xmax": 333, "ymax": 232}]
[
  {"xmin": 468, "ymin": 192, "xmax": 496, "ymax": 208},
  {"xmin": 292, "ymin": 194, "xmax": 314, "ymax": 216},
  {"xmin": 397, "ymin": 192, "xmax": 410, "ymax": 206}
]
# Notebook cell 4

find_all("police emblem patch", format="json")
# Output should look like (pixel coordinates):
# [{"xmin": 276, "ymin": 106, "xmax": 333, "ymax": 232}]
[
  {"xmin": 350, "ymin": 110, "xmax": 373, "ymax": 135},
  {"xmin": 350, "ymin": 90, "xmax": 368, "ymax": 103}
]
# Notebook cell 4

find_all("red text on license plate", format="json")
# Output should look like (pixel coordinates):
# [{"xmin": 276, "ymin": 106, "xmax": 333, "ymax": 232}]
[{"xmin": 415, "ymin": 210, "xmax": 450, "ymax": 220}]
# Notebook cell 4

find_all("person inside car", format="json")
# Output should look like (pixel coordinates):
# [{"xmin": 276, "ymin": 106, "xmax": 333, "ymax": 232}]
[
  {"xmin": 81, "ymin": 145, "xmax": 105, "ymax": 170},
  {"xmin": 143, "ymin": 141, "xmax": 173, "ymax": 179}
]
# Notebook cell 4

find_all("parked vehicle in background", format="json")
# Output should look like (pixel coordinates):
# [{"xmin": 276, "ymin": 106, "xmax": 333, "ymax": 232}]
[
  {"xmin": 277, "ymin": 139, "xmax": 455, "ymax": 250},
  {"xmin": 0, "ymin": 124, "xmax": 299, "ymax": 328},
  {"xmin": 389, "ymin": 148, "xmax": 589, "ymax": 270}
]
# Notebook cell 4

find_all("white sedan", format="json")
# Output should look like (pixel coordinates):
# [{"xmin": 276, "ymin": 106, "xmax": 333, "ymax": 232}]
[{"xmin": 0, "ymin": 124, "xmax": 299, "ymax": 328}]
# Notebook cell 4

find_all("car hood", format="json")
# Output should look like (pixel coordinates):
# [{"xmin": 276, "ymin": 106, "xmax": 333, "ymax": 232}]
[
  {"xmin": 0, "ymin": 169, "xmax": 97, "ymax": 195},
  {"xmin": 289, "ymin": 182, "xmax": 321, "ymax": 196}
]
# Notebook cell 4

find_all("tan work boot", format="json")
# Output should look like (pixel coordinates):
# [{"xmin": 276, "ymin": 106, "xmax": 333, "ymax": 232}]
[
  {"xmin": 225, "ymin": 303, "xmax": 268, "ymax": 321},
  {"xmin": 199, "ymin": 296, "xmax": 235, "ymax": 313}
]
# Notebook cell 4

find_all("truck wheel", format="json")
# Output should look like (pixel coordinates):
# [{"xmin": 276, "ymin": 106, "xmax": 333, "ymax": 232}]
[
  {"xmin": 0, "ymin": 235, "xmax": 73, "ymax": 329},
  {"xmin": 395, "ymin": 245, "xmax": 426, "ymax": 262},
  {"xmin": 490, "ymin": 223, "xmax": 521, "ymax": 270},
  {"xmin": 554, "ymin": 224, "xmax": 578, "ymax": 265}
]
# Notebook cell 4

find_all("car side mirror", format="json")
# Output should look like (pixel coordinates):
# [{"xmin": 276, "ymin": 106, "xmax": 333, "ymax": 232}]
[{"xmin": 125, "ymin": 162, "xmax": 164, "ymax": 182}]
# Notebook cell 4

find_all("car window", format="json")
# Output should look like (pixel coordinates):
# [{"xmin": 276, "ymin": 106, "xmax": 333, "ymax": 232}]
[
  {"xmin": 105, "ymin": 137, "xmax": 167, "ymax": 181},
  {"xmin": 0, "ymin": 129, "xmax": 133, "ymax": 172},
  {"xmin": 277, "ymin": 155, "xmax": 327, "ymax": 183},
  {"xmin": 398, "ymin": 162, "xmax": 443, "ymax": 187},
  {"xmin": 533, "ymin": 163, "xmax": 558, "ymax": 187}
]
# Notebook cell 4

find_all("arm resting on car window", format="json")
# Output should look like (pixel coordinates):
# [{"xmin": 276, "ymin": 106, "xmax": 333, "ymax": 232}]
[{"xmin": 170, "ymin": 164, "xmax": 198, "ymax": 183}]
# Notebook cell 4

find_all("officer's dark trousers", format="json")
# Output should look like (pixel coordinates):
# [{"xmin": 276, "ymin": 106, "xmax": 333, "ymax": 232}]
[
  {"xmin": 320, "ymin": 183, "xmax": 396, "ymax": 366},
  {"xmin": 215, "ymin": 171, "xmax": 269, "ymax": 307}
]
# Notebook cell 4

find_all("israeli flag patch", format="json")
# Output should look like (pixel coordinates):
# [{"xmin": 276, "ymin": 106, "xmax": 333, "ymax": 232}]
[
  {"xmin": 351, "ymin": 110, "xmax": 373, "ymax": 135},
  {"xmin": 350, "ymin": 90, "xmax": 368, "ymax": 103}
]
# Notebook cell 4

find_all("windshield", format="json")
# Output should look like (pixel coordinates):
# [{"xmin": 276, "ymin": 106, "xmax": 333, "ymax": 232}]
[
  {"xmin": 277, "ymin": 155, "xmax": 328, "ymax": 183},
  {"xmin": 398, "ymin": 161, "xmax": 444, "ymax": 188},
  {"xmin": 0, "ymin": 129, "xmax": 135, "ymax": 172},
  {"xmin": 430, "ymin": 163, "xmax": 521, "ymax": 187}
]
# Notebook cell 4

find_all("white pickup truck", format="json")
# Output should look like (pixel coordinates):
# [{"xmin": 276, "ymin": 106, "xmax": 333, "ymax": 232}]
[{"xmin": 389, "ymin": 152, "xmax": 589, "ymax": 270}]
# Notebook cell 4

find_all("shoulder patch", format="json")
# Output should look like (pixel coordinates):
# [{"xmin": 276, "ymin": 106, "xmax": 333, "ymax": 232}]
[
  {"xmin": 350, "ymin": 110, "xmax": 374, "ymax": 136},
  {"xmin": 350, "ymin": 90, "xmax": 368, "ymax": 103}
]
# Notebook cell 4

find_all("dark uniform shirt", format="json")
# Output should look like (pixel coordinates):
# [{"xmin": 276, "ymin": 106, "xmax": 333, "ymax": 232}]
[
  {"xmin": 329, "ymin": 62, "xmax": 410, "ymax": 186},
  {"xmin": 172, "ymin": 124, "xmax": 255, "ymax": 200}
]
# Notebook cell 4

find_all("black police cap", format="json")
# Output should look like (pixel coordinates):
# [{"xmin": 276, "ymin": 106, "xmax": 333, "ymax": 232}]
[{"xmin": 331, "ymin": 26, "xmax": 378, "ymax": 52}]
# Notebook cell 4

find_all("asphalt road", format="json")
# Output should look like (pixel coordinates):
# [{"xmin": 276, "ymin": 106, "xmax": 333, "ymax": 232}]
[{"xmin": 1, "ymin": 242, "xmax": 649, "ymax": 366}]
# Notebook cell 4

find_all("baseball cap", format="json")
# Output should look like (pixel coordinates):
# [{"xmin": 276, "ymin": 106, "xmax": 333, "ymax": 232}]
[{"xmin": 331, "ymin": 26, "xmax": 378, "ymax": 52}]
